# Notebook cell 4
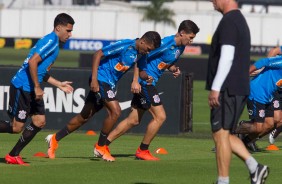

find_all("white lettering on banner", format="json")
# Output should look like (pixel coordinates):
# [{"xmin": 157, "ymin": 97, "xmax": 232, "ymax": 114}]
[
  {"xmin": 43, "ymin": 87, "xmax": 85, "ymax": 113},
  {"xmin": 44, "ymin": 88, "xmax": 56, "ymax": 112},
  {"xmin": 55, "ymin": 89, "xmax": 73, "ymax": 113},
  {"xmin": 0, "ymin": 86, "xmax": 153, "ymax": 113},
  {"xmin": 69, "ymin": 40, "xmax": 104, "ymax": 51},
  {"xmin": 73, "ymin": 88, "xmax": 85, "ymax": 113},
  {"xmin": 0, "ymin": 86, "xmax": 10, "ymax": 110}
]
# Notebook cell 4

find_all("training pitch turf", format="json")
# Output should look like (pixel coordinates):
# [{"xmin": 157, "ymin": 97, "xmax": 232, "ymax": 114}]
[{"xmin": 0, "ymin": 131, "xmax": 281, "ymax": 184}]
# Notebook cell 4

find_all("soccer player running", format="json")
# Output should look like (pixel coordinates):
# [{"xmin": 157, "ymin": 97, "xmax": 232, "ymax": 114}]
[
  {"xmin": 236, "ymin": 50, "xmax": 282, "ymax": 152},
  {"xmin": 206, "ymin": 0, "xmax": 269, "ymax": 184},
  {"xmin": 0, "ymin": 13, "xmax": 75, "ymax": 165},
  {"xmin": 105, "ymin": 20, "xmax": 199, "ymax": 161},
  {"xmin": 46, "ymin": 31, "xmax": 161, "ymax": 162}
]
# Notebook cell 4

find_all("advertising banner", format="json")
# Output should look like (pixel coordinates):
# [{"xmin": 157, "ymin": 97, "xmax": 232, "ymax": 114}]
[{"xmin": 0, "ymin": 66, "xmax": 191, "ymax": 134}]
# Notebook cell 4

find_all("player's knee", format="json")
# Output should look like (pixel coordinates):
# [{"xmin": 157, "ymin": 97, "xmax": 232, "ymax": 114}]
[
  {"xmin": 130, "ymin": 119, "xmax": 140, "ymax": 126},
  {"xmin": 156, "ymin": 113, "xmax": 166, "ymax": 124},
  {"xmin": 33, "ymin": 121, "xmax": 46, "ymax": 128},
  {"xmin": 11, "ymin": 120, "xmax": 25, "ymax": 133},
  {"xmin": 111, "ymin": 110, "xmax": 121, "ymax": 121},
  {"xmin": 12, "ymin": 126, "xmax": 23, "ymax": 133}
]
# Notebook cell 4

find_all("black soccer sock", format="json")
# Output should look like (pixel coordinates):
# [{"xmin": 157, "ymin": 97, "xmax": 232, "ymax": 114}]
[
  {"xmin": 55, "ymin": 126, "xmax": 70, "ymax": 141},
  {"xmin": 105, "ymin": 139, "xmax": 111, "ymax": 146},
  {"xmin": 140, "ymin": 142, "xmax": 149, "ymax": 150},
  {"xmin": 0, "ymin": 120, "xmax": 13, "ymax": 133},
  {"xmin": 98, "ymin": 131, "xmax": 108, "ymax": 146},
  {"xmin": 9, "ymin": 122, "xmax": 41, "ymax": 156},
  {"xmin": 274, "ymin": 125, "xmax": 282, "ymax": 138}
]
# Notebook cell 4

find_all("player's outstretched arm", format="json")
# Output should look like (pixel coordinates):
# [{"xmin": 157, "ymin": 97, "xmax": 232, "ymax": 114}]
[{"xmin": 46, "ymin": 76, "xmax": 73, "ymax": 94}]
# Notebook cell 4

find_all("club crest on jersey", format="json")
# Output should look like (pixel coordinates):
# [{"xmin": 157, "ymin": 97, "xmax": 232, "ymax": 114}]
[
  {"xmin": 18, "ymin": 110, "xmax": 27, "ymax": 120},
  {"xmin": 153, "ymin": 95, "xmax": 160, "ymax": 103},
  {"xmin": 259, "ymin": 109, "xmax": 265, "ymax": 118},
  {"xmin": 114, "ymin": 62, "xmax": 129, "ymax": 72},
  {"xmin": 158, "ymin": 62, "xmax": 170, "ymax": 70},
  {"xmin": 273, "ymin": 100, "xmax": 280, "ymax": 108},
  {"xmin": 107, "ymin": 90, "xmax": 115, "ymax": 99},
  {"xmin": 248, "ymin": 109, "xmax": 253, "ymax": 116}
]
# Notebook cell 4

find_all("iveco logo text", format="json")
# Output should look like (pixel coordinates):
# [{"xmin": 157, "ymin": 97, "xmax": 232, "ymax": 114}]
[{"xmin": 69, "ymin": 40, "xmax": 104, "ymax": 51}]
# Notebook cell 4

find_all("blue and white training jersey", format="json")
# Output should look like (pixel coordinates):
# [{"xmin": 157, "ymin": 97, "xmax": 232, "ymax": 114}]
[
  {"xmin": 97, "ymin": 39, "xmax": 140, "ymax": 88},
  {"xmin": 138, "ymin": 35, "xmax": 185, "ymax": 86},
  {"xmin": 249, "ymin": 55, "xmax": 282, "ymax": 104},
  {"xmin": 11, "ymin": 32, "xmax": 59, "ymax": 92}
]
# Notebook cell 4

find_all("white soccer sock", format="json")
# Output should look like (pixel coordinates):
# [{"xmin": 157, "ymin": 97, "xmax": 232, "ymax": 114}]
[{"xmin": 245, "ymin": 156, "xmax": 258, "ymax": 174}]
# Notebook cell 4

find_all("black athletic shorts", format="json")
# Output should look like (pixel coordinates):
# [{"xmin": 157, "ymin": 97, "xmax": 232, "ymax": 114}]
[
  {"xmin": 8, "ymin": 84, "xmax": 45, "ymax": 123},
  {"xmin": 210, "ymin": 90, "xmax": 247, "ymax": 133},
  {"xmin": 131, "ymin": 85, "xmax": 162, "ymax": 110},
  {"xmin": 84, "ymin": 81, "xmax": 117, "ymax": 111},
  {"xmin": 247, "ymin": 99, "xmax": 274, "ymax": 123},
  {"xmin": 272, "ymin": 89, "xmax": 282, "ymax": 111}
]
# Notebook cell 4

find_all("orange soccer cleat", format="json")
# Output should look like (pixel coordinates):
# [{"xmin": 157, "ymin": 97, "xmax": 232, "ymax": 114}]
[
  {"xmin": 45, "ymin": 134, "xmax": 59, "ymax": 159},
  {"xmin": 5, "ymin": 154, "xmax": 29, "ymax": 166},
  {"xmin": 94, "ymin": 143, "xmax": 115, "ymax": 162},
  {"xmin": 135, "ymin": 147, "xmax": 159, "ymax": 161}
]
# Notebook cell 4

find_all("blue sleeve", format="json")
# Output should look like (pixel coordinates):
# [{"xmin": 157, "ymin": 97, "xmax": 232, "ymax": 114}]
[
  {"xmin": 102, "ymin": 40, "xmax": 125, "ymax": 57},
  {"xmin": 137, "ymin": 55, "xmax": 147, "ymax": 71},
  {"xmin": 35, "ymin": 37, "xmax": 56, "ymax": 60},
  {"xmin": 255, "ymin": 56, "xmax": 282, "ymax": 69}
]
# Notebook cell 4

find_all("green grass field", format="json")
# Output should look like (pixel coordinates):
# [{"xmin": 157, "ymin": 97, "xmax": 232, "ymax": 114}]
[
  {"xmin": 0, "ymin": 48, "xmax": 279, "ymax": 184},
  {"xmin": 0, "ymin": 132, "xmax": 280, "ymax": 184}
]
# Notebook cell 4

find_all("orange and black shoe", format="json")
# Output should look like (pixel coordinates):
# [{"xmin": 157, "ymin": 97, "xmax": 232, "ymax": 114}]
[
  {"xmin": 45, "ymin": 134, "xmax": 58, "ymax": 159},
  {"xmin": 135, "ymin": 147, "xmax": 159, "ymax": 161},
  {"xmin": 5, "ymin": 154, "xmax": 29, "ymax": 166},
  {"xmin": 93, "ymin": 143, "xmax": 115, "ymax": 162}
]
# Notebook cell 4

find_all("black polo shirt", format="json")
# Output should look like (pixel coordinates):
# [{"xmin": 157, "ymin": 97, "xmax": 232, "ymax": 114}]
[{"xmin": 206, "ymin": 9, "xmax": 251, "ymax": 96}]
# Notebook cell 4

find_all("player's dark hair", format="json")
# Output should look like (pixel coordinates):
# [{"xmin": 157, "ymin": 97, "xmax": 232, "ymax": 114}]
[
  {"xmin": 54, "ymin": 13, "xmax": 75, "ymax": 28},
  {"xmin": 141, "ymin": 31, "xmax": 161, "ymax": 49},
  {"xmin": 178, "ymin": 20, "xmax": 199, "ymax": 34}
]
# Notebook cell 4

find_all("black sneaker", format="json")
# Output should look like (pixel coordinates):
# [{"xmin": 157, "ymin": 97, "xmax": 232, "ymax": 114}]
[{"xmin": 250, "ymin": 164, "xmax": 269, "ymax": 184}]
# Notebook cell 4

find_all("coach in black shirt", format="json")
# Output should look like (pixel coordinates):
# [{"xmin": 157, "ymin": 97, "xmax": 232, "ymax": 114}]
[{"xmin": 206, "ymin": 0, "xmax": 269, "ymax": 184}]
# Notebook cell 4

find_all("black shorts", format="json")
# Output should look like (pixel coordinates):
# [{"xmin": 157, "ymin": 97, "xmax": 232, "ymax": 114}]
[
  {"xmin": 247, "ymin": 99, "xmax": 274, "ymax": 123},
  {"xmin": 8, "ymin": 84, "xmax": 45, "ymax": 123},
  {"xmin": 131, "ymin": 85, "xmax": 162, "ymax": 110},
  {"xmin": 272, "ymin": 89, "xmax": 282, "ymax": 111},
  {"xmin": 83, "ymin": 81, "xmax": 117, "ymax": 112},
  {"xmin": 210, "ymin": 90, "xmax": 247, "ymax": 133}
]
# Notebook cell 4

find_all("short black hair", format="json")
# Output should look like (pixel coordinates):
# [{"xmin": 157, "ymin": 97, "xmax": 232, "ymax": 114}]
[
  {"xmin": 178, "ymin": 20, "xmax": 200, "ymax": 35},
  {"xmin": 54, "ymin": 13, "xmax": 75, "ymax": 28},
  {"xmin": 141, "ymin": 31, "xmax": 161, "ymax": 49}
]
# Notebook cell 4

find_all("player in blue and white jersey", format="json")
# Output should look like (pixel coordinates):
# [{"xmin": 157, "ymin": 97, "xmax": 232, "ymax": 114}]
[
  {"xmin": 46, "ymin": 31, "xmax": 161, "ymax": 161},
  {"xmin": 106, "ymin": 20, "xmax": 199, "ymax": 161},
  {"xmin": 0, "ymin": 13, "xmax": 75, "ymax": 165},
  {"xmin": 235, "ymin": 55, "xmax": 282, "ymax": 151},
  {"xmin": 267, "ymin": 46, "xmax": 282, "ymax": 144}
]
